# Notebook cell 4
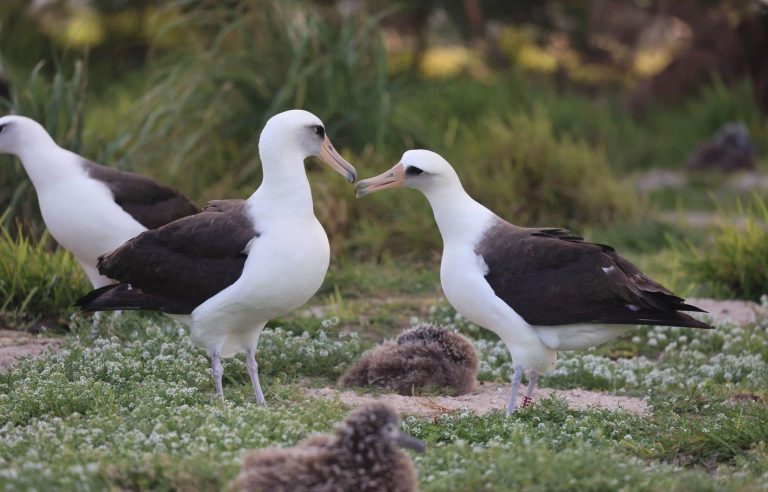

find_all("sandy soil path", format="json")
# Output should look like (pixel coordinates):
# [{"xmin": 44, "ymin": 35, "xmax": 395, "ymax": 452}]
[
  {"xmin": 688, "ymin": 298, "xmax": 763, "ymax": 325},
  {"xmin": 0, "ymin": 329, "xmax": 62, "ymax": 373},
  {"xmin": 305, "ymin": 383, "xmax": 649, "ymax": 417}
]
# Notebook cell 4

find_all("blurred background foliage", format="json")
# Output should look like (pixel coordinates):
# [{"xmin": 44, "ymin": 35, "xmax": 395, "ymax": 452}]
[{"xmin": 1, "ymin": 0, "xmax": 768, "ymax": 320}]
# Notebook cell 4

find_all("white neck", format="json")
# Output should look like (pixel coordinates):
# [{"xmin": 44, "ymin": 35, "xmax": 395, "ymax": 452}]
[
  {"xmin": 248, "ymin": 145, "xmax": 315, "ymax": 218},
  {"xmin": 420, "ymin": 182, "xmax": 495, "ymax": 246},
  {"xmin": 13, "ymin": 138, "xmax": 84, "ymax": 191}
]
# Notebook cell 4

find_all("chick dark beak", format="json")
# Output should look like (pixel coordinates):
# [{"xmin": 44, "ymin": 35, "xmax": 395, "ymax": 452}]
[
  {"xmin": 396, "ymin": 431, "xmax": 426, "ymax": 453},
  {"xmin": 319, "ymin": 136, "xmax": 357, "ymax": 183}
]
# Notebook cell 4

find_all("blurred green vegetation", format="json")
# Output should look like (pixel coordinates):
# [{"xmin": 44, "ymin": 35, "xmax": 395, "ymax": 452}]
[
  {"xmin": 680, "ymin": 196, "xmax": 768, "ymax": 301},
  {"xmin": 396, "ymin": 76, "xmax": 767, "ymax": 172},
  {"xmin": 107, "ymin": 0, "xmax": 396, "ymax": 201},
  {"xmin": 0, "ymin": 0, "xmax": 766, "ymax": 310}
]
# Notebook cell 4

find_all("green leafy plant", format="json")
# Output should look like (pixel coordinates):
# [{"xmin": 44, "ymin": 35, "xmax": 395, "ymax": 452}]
[
  {"xmin": 680, "ymin": 196, "xmax": 768, "ymax": 300},
  {"xmin": 456, "ymin": 112, "xmax": 635, "ymax": 228}
]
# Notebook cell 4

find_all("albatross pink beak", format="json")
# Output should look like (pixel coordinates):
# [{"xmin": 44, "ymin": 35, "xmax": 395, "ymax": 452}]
[
  {"xmin": 353, "ymin": 163, "xmax": 406, "ymax": 198},
  {"xmin": 319, "ymin": 136, "xmax": 357, "ymax": 183}
]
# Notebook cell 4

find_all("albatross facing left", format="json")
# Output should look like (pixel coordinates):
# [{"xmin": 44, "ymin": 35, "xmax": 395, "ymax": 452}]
[
  {"xmin": 77, "ymin": 110, "xmax": 357, "ymax": 404},
  {"xmin": 0, "ymin": 115, "xmax": 198, "ymax": 289},
  {"xmin": 354, "ymin": 150, "xmax": 713, "ymax": 414}
]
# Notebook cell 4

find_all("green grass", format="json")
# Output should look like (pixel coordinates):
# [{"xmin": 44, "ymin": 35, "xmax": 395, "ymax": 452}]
[
  {"xmin": 0, "ymin": 297, "xmax": 766, "ymax": 490},
  {"xmin": 320, "ymin": 258, "xmax": 440, "ymax": 299},
  {"xmin": 0, "ymin": 224, "xmax": 87, "ymax": 328},
  {"xmin": 408, "ymin": 400, "xmax": 767, "ymax": 490}
]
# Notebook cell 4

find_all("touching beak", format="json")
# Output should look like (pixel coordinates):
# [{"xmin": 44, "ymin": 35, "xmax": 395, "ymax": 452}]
[
  {"xmin": 396, "ymin": 431, "xmax": 426, "ymax": 453},
  {"xmin": 353, "ymin": 162, "xmax": 405, "ymax": 198},
  {"xmin": 319, "ymin": 136, "xmax": 357, "ymax": 183}
]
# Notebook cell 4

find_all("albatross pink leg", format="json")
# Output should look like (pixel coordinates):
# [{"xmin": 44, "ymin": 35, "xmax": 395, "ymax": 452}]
[
  {"xmin": 522, "ymin": 370, "xmax": 538, "ymax": 408},
  {"xmin": 211, "ymin": 353, "xmax": 224, "ymax": 401},
  {"xmin": 246, "ymin": 349, "xmax": 266, "ymax": 406},
  {"xmin": 506, "ymin": 366, "xmax": 523, "ymax": 415}
]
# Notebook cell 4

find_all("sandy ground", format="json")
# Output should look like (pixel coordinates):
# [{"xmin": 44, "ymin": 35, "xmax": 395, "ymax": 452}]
[
  {"xmin": 688, "ymin": 297, "xmax": 764, "ymax": 326},
  {"xmin": 0, "ymin": 329, "xmax": 62, "ymax": 373},
  {"xmin": 304, "ymin": 383, "xmax": 649, "ymax": 417}
]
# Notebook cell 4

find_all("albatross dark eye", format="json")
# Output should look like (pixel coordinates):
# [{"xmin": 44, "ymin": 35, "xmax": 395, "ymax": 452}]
[
  {"xmin": 405, "ymin": 166, "xmax": 424, "ymax": 177},
  {"xmin": 312, "ymin": 125, "xmax": 325, "ymax": 139},
  {"xmin": 0, "ymin": 124, "xmax": 6, "ymax": 133}
]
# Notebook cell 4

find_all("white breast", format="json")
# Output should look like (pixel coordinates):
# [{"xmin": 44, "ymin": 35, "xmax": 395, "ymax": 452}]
[
  {"xmin": 440, "ymin": 242, "xmax": 557, "ymax": 374},
  {"xmin": 239, "ymin": 215, "xmax": 330, "ymax": 316},
  {"xmin": 38, "ymin": 176, "xmax": 146, "ymax": 265},
  {"xmin": 190, "ymin": 214, "xmax": 330, "ymax": 356}
]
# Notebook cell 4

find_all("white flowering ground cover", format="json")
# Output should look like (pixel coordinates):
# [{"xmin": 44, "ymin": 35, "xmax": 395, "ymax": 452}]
[{"xmin": 1, "ymin": 302, "xmax": 767, "ymax": 491}]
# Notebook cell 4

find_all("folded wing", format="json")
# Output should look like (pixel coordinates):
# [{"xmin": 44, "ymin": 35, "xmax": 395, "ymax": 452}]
[
  {"xmin": 76, "ymin": 200, "xmax": 257, "ymax": 314},
  {"xmin": 476, "ymin": 221, "xmax": 712, "ymax": 329},
  {"xmin": 83, "ymin": 160, "xmax": 199, "ymax": 229}
]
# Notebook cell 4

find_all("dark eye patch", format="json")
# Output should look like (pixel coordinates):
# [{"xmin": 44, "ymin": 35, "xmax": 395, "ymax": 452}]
[
  {"xmin": 312, "ymin": 125, "xmax": 325, "ymax": 139},
  {"xmin": 0, "ymin": 124, "xmax": 6, "ymax": 133},
  {"xmin": 405, "ymin": 166, "xmax": 424, "ymax": 176}
]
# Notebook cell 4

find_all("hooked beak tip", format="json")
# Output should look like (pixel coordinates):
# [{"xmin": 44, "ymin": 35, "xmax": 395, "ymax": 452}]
[{"xmin": 353, "ymin": 182, "xmax": 368, "ymax": 198}]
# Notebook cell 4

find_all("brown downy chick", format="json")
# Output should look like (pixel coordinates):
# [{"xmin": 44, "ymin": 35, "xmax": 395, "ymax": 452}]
[
  {"xmin": 339, "ymin": 323, "xmax": 478, "ymax": 396},
  {"xmin": 234, "ymin": 403, "xmax": 424, "ymax": 492}
]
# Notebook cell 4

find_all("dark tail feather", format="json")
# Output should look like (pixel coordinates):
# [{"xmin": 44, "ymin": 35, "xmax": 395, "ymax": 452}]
[
  {"xmin": 657, "ymin": 311, "xmax": 715, "ymax": 329},
  {"xmin": 676, "ymin": 302, "xmax": 707, "ymax": 313},
  {"xmin": 75, "ymin": 284, "xmax": 162, "ymax": 312}
]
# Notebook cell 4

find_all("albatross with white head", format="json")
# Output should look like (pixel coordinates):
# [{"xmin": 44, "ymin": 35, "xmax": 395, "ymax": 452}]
[
  {"xmin": 77, "ymin": 110, "xmax": 357, "ymax": 404},
  {"xmin": 0, "ymin": 115, "xmax": 198, "ymax": 288},
  {"xmin": 355, "ymin": 149, "xmax": 712, "ymax": 413}
]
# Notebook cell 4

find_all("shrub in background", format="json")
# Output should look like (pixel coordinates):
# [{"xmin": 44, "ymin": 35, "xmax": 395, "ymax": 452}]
[
  {"xmin": 454, "ymin": 112, "xmax": 634, "ymax": 228},
  {"xmin": 397, "ymin": 76, "xmax": 767, "ymax": 173},
  {"xmin": 112, "ymin": 0, "xmax": 396, "ymax": 201},
  {"xmin": 680, "ymin": 196, "xmax": 768, "ymax": 300}
]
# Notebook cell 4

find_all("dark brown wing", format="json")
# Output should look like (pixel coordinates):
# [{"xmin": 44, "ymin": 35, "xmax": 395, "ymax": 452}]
[
  {"xmin": 76, "ymin": 200, "xmax": 256, "ymax": 314},
  {"xmin": 83, "ymin": 160, "xmax": 199, "ymax": 229},
  {"xmin": 476, "ymin": 220, "xmax": 712, "ymax": 329}
]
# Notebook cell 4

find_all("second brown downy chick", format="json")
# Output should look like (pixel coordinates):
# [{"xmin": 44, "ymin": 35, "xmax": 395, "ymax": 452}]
[
  {"xmin": 234, "ymin": 403, "xmax": 424, "ymax": 492},
  {"xmin": 339, "ymin": 323, "xmax": 478, "ymax": 396}
]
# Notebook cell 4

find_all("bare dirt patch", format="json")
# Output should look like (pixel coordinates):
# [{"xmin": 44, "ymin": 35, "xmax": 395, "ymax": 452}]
[
  {"xmin": 305, "ymin": 383, "xmax": 649, "ymax": 417},
  {"xmin": 688, "ymin": 297, "xmax": 764, "ymax": 326},
  {"xmin": 0, "ymin": 329, "xmax": 62, "ymax": 373}
]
